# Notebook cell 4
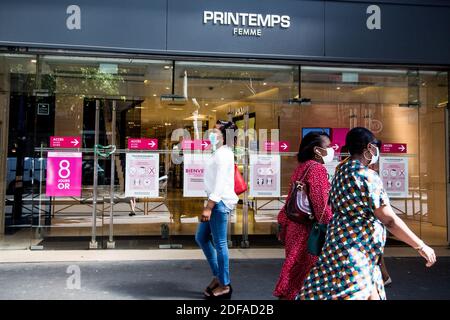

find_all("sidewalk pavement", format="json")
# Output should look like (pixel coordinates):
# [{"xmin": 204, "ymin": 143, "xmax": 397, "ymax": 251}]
[
  {"xmin": 1, "ymin": 246, "xmax": 449, "ymax": 263},
  {"xmin": 0, "ymin": 248, "xmax": 449, "ymax": 300}
]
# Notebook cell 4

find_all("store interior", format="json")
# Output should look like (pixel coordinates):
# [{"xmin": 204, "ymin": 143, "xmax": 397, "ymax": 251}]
[{"xmin": 0, "ymin": 54, "xmax": 448, "ymax": 248}]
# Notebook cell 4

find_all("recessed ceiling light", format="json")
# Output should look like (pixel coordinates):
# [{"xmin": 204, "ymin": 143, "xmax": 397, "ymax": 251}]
[
  {"xmin": 211, "ymin": 109, "xmax": 217, "ymax": 112},
  {"xmin": 221, "ymin": 98, "xmax": 224, "ymax": 100},
  {"xmin": 170, "ymin": 107, "xmax": 183, "ymax": 111},
  {"xmin": 336, "ymin": 87, "xmax": 341, "ymax": 90},
  {"xmin": 30, "ymin": 59, "xmax": 37, "ymax": 63},
  {"xmin": 144, "ymin": 80, "xmax": 149, "ymax": 85},
  {"xmin": 263, "ymin": 82, "xmax": 267, "ymax": 86},
  {"xmin": 164, "ymin": 65, "xmax": 170, "ymax": 69},
  {"xmin": 153, "ymin": 94, "xmax": 157, "ymax": 97},
  {"xmin": 205, "ymin": 103, "xmax": 209, "ymax": 106},
  {"xmin": 166, "ymin": 87, "xmax": 170, "ymax": 90}
]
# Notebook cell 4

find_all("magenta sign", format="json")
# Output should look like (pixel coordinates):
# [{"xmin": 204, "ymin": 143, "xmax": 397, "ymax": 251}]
[
  {"xmin": 331, "ymin": 128, "xmax": 349, "ymax": 153},
  {"xmin": 182, "ymin": 139, "xmax": 211, "ymax": 150},
  {"xmin": 381, "ymin": 143, "xmax": 407, "ymax": 153},
  {"xmin": 46, "ymin": 152, "xmax": 82, "ymax": 197},
  {"xmin": 50, "ymin": 136, "xmax": 81, "ymax": 148},
  {"xmin": 128, "ymin": 138, "xmax": 158, "ymax": 150},
  {"xmin": 263, "ymin": 141, "xmax": 290, "ymax": 152}
]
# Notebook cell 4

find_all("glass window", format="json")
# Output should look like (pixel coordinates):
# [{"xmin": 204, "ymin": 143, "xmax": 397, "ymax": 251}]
[{"xmin": 301, "ymin": 66, "xmax": 448, "ymax": 245}]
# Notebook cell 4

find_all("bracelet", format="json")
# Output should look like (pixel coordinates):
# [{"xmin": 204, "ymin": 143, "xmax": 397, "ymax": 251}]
[{"xmin": 413, "ymin": 241, "xmax": 425, "ymax": 251}]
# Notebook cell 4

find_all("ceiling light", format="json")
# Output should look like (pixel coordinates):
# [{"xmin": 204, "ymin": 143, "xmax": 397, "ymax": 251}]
[
  {"xmin": 144, "ymin": 80, "xmax": 149, "ymax": 85},
  {"xmin": 166, "ymin": 87, "xmax": 170, "ymax": 90},
  {"xmin": 153, "ymin": 94, "xmax": 157, "ymax": 97},
  {"xmin": 170, "ymin": 107, "xmax": 183, "ymax": 111},
  {"xmin": 211, "ymin": 109, "xmax": 217, "ymax": 112},
  {"xmin": 263, "ymin": 82, "xmax": 267, "ymax": 86},
  {"xmin": 336, "ymin": 87, "xmax": 341, "ymax": 90},
  {"xmin": 221, "ymin": 98, "xmax": 224, "ymax": 100},
  {"xmin": 205, "ymin": 103, "xmax": 209, "ymax": 106},
  {"xmin": 30, "ymin": 59, "xmax": 37, "ymax": 63},
  {"xmin": 164, "ymin": 65, "xmax": 171, "ymax": 69}
]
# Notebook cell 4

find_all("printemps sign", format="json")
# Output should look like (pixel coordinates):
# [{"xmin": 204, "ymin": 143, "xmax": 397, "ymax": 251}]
[{"xmin": 203, "ymin": 11, "xmax": 291, "ymax": 37}]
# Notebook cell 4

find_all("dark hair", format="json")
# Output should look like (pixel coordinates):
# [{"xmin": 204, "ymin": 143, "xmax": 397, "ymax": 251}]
[
  {"xmin": 216, "ymin": 120, "xmax": 237, "ymax": 146},
  {"xmin": 345, "ymin": 127, "xmax": 381, "ymax": 155},
  {"xmin": 297, "ymin": 131, "xmax": 330, "ymax": 163}
]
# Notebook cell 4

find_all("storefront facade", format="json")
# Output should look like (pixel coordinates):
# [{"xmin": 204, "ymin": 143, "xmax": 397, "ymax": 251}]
[{"xmin": 0, "ymin": 0, "xmax": 449, "ymax": 249}]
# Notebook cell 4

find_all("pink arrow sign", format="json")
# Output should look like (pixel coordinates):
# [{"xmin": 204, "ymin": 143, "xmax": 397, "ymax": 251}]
[
  {"xmin": 128, "ymin": 138, "xmax": 158, "ymax": 150},
  {"xmin": 381, "ymin": 143, "xmax": 407, "ymax": 153},
  {"xmin": 182, "ymin": 140, "xmax": 211, "ymax": 150},
  {"xmin": 50, "ymin": 136, "xmax": 81, "ymax": 148},
  {"xmin": 331, "ymin": 128, "xmax": 349, "ymax": 153},
  {"xmin": 264, "ymin": 141, "xmax": 290, "ymax": 152}
]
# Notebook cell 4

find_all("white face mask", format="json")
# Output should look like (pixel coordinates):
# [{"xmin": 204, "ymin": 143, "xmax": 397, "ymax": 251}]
[
  {"xmin": 369, "ymin": 146, "xmax": 380, "ymax": 165},
  {"xmin": 318, "ymin": 147, "xmax": 335, "ymax": 164},
  {"xmin": 209, "ymin": 132, "xmax": 219, "ymax": 151}
]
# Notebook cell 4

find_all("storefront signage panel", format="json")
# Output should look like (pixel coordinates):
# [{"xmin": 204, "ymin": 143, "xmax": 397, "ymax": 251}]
[
  {"xmin": 125, "ymin": 153, "xmax": 159, "ymax": 198},
  {"xmin": 0, "ymin": 1, "xmax": 449, "ymax": 64},
  {"xmin": 379, "ymin": 157, "xmax": 409, "ymax": 198},
  {"xmin": 325, "ymin": 1, "xmax": 450, "ymax": 64},
  {"xmin": 168, "ymin": 0, "xmax": 324, "ymax": 57},
  {"xmin": 249, "ymin": 154, "xmax": 281, "ymax": 197},
  {"xmin": 0, "ymin": 0, "xmax": 166, "ymax": 53},
  {"xmin": 183, "ymin": 153, "xmax": 207, "ymax": 197},
  {"xmin": 46, "ymin": 152, "xmax": 82, "ymax": 197}
]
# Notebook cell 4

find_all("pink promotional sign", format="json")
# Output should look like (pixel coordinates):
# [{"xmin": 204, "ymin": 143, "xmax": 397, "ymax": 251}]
[
  {"xmin": 183, "ymin": 154, "xmax": 207, "ymax": 197},
  {"xmin": 381, "ymin": 143, "xmax": 407, "ymax": 154},
  {"xmin": 331, "ymin": 128, "xmax": 349, "ymax": 153},
  {"xmin": 263, "ymin": 141, "xmax": 290, "ymax": 152},
  {"xmin": 182, "ymin": 139, "xmax": 211, "ymax": 151},
  {"xmin": 46, "ymin": 152, "xmax": 82, "ymax": 197},
  {"xmin": 128, "ymin": 138, "xmax": 158, "ymax": 150},
  {"xmin": 50, "ymin": 136, "xmax": 81, "ymax": 148}
]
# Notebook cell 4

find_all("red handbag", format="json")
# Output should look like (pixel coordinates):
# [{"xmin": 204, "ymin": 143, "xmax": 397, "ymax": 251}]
[{"xmin": 234, "ymin": 164, "xmax": 247, "ymax": 195}]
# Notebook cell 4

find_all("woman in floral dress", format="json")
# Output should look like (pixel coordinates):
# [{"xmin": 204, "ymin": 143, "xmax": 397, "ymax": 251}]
[
  {"xmin": 298, "ymin": 127, "xmax": 436, "ymax": 300},
  {"xmin": 274, "ymin": 131, "xmax": 334, "ymax": 300}
]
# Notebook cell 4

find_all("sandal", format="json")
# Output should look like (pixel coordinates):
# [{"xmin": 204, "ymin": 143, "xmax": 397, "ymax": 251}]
[
  {"xmin": 207, "ymin": 285, "xmax": 233, "ymax": 300},
  {"xmin": 203, "ymin": 281, "xmax": 220, "ymax": 297}
]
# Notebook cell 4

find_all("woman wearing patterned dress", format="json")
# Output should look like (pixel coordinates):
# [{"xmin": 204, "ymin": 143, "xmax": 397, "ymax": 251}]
[
  {"xmin": 298, "ymin": 127, "xmax": 436, "ymax": 300},
  {"xmin": 274, "ymin": 131, "xmax": 334, "ymax": 300}
]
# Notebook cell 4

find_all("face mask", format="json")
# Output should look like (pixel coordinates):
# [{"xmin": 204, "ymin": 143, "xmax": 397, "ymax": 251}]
[
  {"xmin": 209, "ymin": 132, "xmax": 218, "ymax": 150},
  {"xmin": 318, "ymin": 147, "xmax": 335, "ymax": 164},
  {"xmin": 369, "ymin": 145, "xmax": 380, "ymax": 165}
]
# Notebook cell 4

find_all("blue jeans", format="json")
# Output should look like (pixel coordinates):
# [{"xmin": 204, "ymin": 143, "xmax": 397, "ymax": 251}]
[{"xmin": 195, "ymin": 201, "xmax": 231, "ymax": 286}]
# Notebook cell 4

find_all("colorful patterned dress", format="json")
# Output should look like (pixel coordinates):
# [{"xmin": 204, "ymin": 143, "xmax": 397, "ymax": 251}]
[
  {"xmin": 298, "ymin": 159, "xmax": 390, "ymax": 300},
  {"xmin": 274, "ymin": 160, "xmax": 333, "ymax": 300}
]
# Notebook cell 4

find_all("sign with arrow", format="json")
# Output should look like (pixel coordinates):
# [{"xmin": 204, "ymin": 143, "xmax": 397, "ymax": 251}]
[
  {"xmin": 381, "ymin": 143, "xmax": 407, "ymax": 154},
  {"xmin": 50, "ymin": 136, "xmax": 81, "ymax": 148},
  {"xmin": 182, "ymin": 139, "xmax": 211, "ymax": 151},
  {"xmin": 263, "ymin": 141, "xmax": 290, "ymax": 152},
  {"xmin": 128, "ymin": 138, "xmax": 158, "ymax": 150},
  {"xmin": 330, "ymin": 128, "xmax": 349, "ymax": 153}
]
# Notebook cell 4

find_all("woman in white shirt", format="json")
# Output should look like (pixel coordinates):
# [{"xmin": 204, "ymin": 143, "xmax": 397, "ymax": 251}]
[{"xmin": 196, "ymin": 120, "xmax": 238, "ymax": 300}]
